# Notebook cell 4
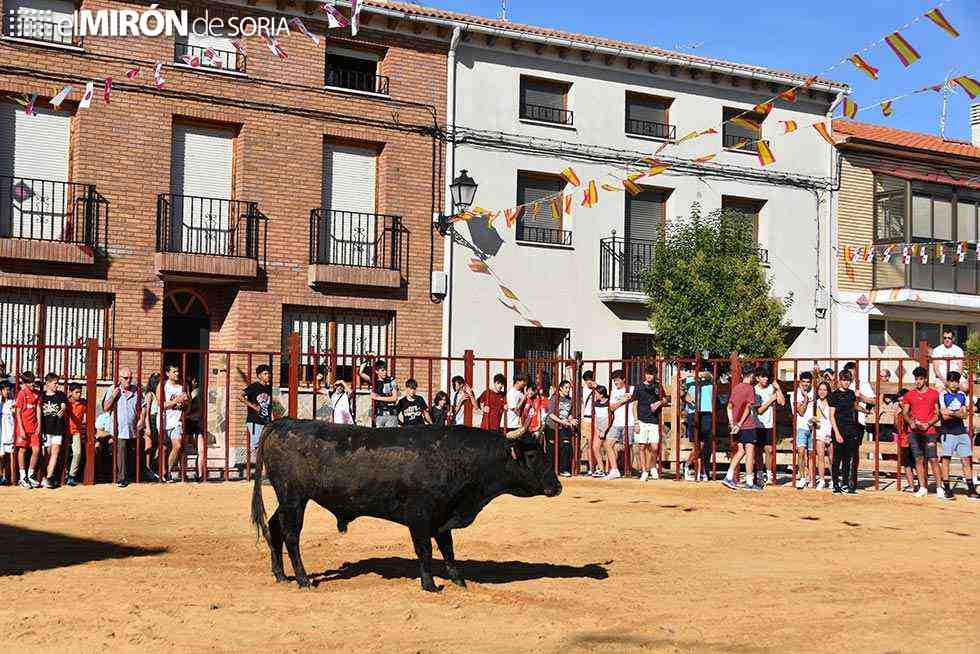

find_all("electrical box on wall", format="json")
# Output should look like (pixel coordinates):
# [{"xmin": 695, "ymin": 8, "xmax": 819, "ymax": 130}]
[{"xmin": 431, "ymin": 271, "xmax": 448, "ymax": 299}]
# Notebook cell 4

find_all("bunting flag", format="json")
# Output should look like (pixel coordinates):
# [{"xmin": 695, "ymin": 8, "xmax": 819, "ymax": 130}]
[
  {"xmin": 181, "ymin": 54, "xmax": 201, "ymax": 68},
  {"xmin": 231, "ymin": 39, "xmax": 247, "ymax": 57},
  {"xmin": 499, "ymin": 285, "xmax": 519, "ymax": 301},
  {"xmin": 24, "ymin": 93, "xmax": 37, "ymax": 116},
  {"xmin": 729, "ymin": 116, "xmax": 760, "ymax": 132},
  {"xmin": 528, "ymin": 319, "xmax": 543, "ymax": 328},
  {"xmin": 582, "ymin": 180, "xmax": 599, "ymax": 207},
  {"xmin": 49, "ymin": 85, "xmax": 71, "ymax": 108},
  {"xmin": 848, "ymin": 54, "xmax": 879, "ymax": 80},
  {"xmin": 675, "ymin": 128, "xmax": 716, "ymax": 146},
  {"xmin": 937, "ymin": 243, "xmax": 946, "ymax": 264},
  {"xmin": 882, "ymin": 245, "xmax": 895, "ymax": 263},
  {"xmin": 924, "ymin": 7, "xmax": 959, "ymax": 38},
  {"xmin": 601, "ymin": 183, "xmax": 623, "ymax": 193},
  {"xmin": 919, "ymin": 245, "xmax": 928, "ymax": 264},
  {"xmin": 881, "ymin": 101, "xmax": 893, "ymax": 117},
  {"xmin": 842, "ymin": 97, "xmax": 858, "ymax": 118},
  {"xmin": 530, "ymin": 201, "xmax": 540, "ymax": 217},
  {"xmin": 320, "ymin": 3, "xmax": 349, "ymax": 28},
  {"xmin": 801, "ymin": 75, "xmax": 818, "ymax": 89},
  {"xmin": 468, "ymin": 258, "xmax": 490, "ymax": 275},
  {"xmin": 976, "ymin": 241, "xmax": 980, "ymax": 259},
  {"xmin": 288, "ymin": 17, "xmax": 321, "ymax": 47},
  {"xmin": 863, "ymin": 246, "xmax": 875, "ymax": 263},
  {"xmin": 153, "ymin": 62, "xmax": 165, "ymax": 88},
  {"xmin": 901, "ymin": 245, "xmax": 911, "ymax": 264},
  {"xmin": 752, "ymin": 101, "xmax": 773, "ymax": 116},
  {"xmin": 692, "ymin": 154, "xmax": 716, "ymax": 163},
  {"xmin": 780, "ymin": 120, "xmax": 798, "ymax": 134},
  {"xmin": 499, "ymin": 298, "xmax": 522, "ymax": 316},
  {"xmin": 351, "ymin": 0, "xmax": 362, "ymax": 36},
  {"xmin": 263, "ymin": 36, "xmax": 288, "ymax": 61},
  {"xmin": 504, "ymin": 206, "xmax": 524, "ymax": 227},
  {"xmin": 485, "ymin": 210, "xmax": 500, "ymax": 228},
  {"xmin": 884, "ymin": 32, "xmax": 920, "ymax": 67},
  {"xmin": 203, "ymin": 48, "xmax": 217, "ymax": 63},
  {"xmin": 958, "ymin": 241, "xmax": 967, "ymax": 263},
  {"xmin": 726, "ymin": 138, "xmax": 749, "ymax": 150},
  {"xmin": 654, "ymin": 141, "xmax": 671, "ymax": 156},
  {"xmin": 623, "ymin": 177, "xmax": 642, "ymax": 196},
  {"xmin": 843, "ymin": 246, "xmax": 855, "ymax": 263},
  {"xmin": 125, "ymin": 66, "xmax": 140, "ymax": 80},
  {"xmin": 450, "ymin": 210, "xmax": 472, "ymax": 223},
  {"xmin": 778, "ymin": 87, "xmax": 797, "ymax": 103},
  {"xmin": 951, "ymin": 76, "xmax": 980, "ymax": 99},
  {"xmin": 549, "ymin": 196, "xmax": 563, "ymax": 220},
  {"xmin": 560, "ymin": 167, "xmax": 581, "ymax": 187},
  {"xmin": 563, "ymin": 194, "xmax": 573, "ymax": 215},
  {"xmin": 79, "ymin": 81, "xmax": 94, "ymax": 109},
  {"xmin": 756, "ymin": 141, "xmax": 775, "ymax": 167},
  {"xmin": 813, "ymin": 122, "xmax": 835, "ymax": 145},
  {"xmin": 646, "ymin": 164, "xmax": 670, "ymax": 176},
  {"xmin": 103, "ymin": 78, "xmax": 112, "ymax": 104}
]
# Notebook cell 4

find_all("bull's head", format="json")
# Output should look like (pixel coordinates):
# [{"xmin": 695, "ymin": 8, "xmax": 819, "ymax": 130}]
[{"xmin": 507, "ymin": 435, "xmax": 562, "ymax": 498}]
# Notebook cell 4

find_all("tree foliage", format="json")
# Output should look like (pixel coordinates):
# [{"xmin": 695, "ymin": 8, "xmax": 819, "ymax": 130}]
[{"xmin": 642, "ymin": 204, "xmax": 792, "ymax": 358}]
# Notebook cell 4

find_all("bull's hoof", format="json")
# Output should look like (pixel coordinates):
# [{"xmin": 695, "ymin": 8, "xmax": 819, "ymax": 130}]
[
  {"xmin": 273, "ymin": 572, "xmax": 288, "ymax": 583},
  {"xmin": 450, "ymin": 577, "xmax": 467, "ymax": 589},
  {"xmin": 296, "ymin": 577, "xmax": 313, "ymax": 589},
  {"xmin": 421, "ymin": 581, "xmax": 444, "ymax": 593}
]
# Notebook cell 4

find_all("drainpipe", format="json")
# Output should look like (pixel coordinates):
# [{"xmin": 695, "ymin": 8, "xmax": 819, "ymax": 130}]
[
  {"xmin": 826, "ymin": 90, "xmax": 845, "ymax": 356},
  {"xmin": 442, "ymin": 26, "xmax": 461, "ymax": 360}
]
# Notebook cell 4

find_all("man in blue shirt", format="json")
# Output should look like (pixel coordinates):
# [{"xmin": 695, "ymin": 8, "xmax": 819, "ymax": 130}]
[{"xmin": 939, "ymin": 371, "xmax": 978, "ymax": 500}]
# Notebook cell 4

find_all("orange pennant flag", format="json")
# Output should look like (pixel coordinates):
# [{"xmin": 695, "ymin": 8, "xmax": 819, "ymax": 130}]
[
  {"xmin": 675, "ymin": 128, "xmax": 717, "ymax": 146},
  {"xmin": 842, "ymin": 97, "xmax": 858, "ymax": 118},
  {"xmin": 756, "ymin": 140, "xmax": 775, "ymax": 167},
  {"xmin": 730, "ymin": 116, "xmax": 760, "ymax": 132},
  {"xmin": 451, "ymin": 210, "xmax": 473, "ymax": 223},
  {"xmin": 646, "ymin": 164, "xmax": 670, "ymax": 176},
  {"xmin": 881, "ymin": 101, "xmax": 893, "ymax": 117},
  {"xmin": 581, "ymin": 181, "xmax": 599, "ymax": 207},
  {"xmin": 504, "ymin": 206, "xmax": 524, "ymax": 227},
  {"xmin": 692, "ymin": 154, "xmax": 716, "ymax": 163},
  {"xmin": 778, "ymin": 87, "xmax": 797, "ymax": 102},
  {"xmin": 623, "ymin": 178, "xmax": 642, "ymax": 196},
  {"xmin": 499, "ymin": 285, "xmax": 519, "ymax": 301},
  {"xmin": 468, "ymin": 258, "xmax": 491, "ymax": 274},
  {"xmin": 485, "ymin": 211, "xmax": 500, "ymax": 228},
  {"xmin": 781, "ymin": 120, "xmax": 798, "ymax": 134},
  {"xmin": 654, "ymin": 141, "xmax": 671, "ymax": 155},
  {"xmin": 726, "ymin": 138, "xmax": 750, "ymax": 151},
  {"xmin": 549, "ymin": 196, "xmax": 563, "ymax": 220},
  {"xmin": 753, "ymin": 101, "xmax": 774, "ymax": 116},
  {"xmin": 924, "ymin": 7, "xmax": 959, "ymax": 38},
  {"xmin": 560, "ymin": 167, "xmax": 581, "ymax": 187},
  {"xmin": 601, "ymin": 183, "xmax": 623, "ymax": 193},
  {"xmin": 884, "ymin": 32, "xmax": 920, "ymax": 67},
  {"xmin": 813, "ymin": 122, "xmax": 835, "ymax": 145},
  {"xmin": 848, "ymin": 54, "xmax": 879, "ymax": 80},
  {"xmin": 951, "ymin": 76, "xmax": 980, "ymax": 99},
  {"xmin": 801, "ymin": 75, "xmax": 818, "ymax": 89},
  {"xmin": 563, "ymin": 194, "xmax": 573, "ymax": 215}
]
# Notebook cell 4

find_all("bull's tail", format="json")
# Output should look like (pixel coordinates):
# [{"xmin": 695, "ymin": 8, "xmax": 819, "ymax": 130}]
[{"xmin": 250, "ymin": 422, "xmax": 273, "ymax": 547}]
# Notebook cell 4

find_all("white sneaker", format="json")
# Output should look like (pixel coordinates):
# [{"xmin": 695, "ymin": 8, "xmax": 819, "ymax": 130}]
[
  {"xmin": 767, "ymin": 471, "xmax": 775, "ymax": 485},
  {"xmin": 650, "ymin": 467, "xmax": 660, "ymax": 480},
  {"xmin": 816, "ymin": 479, "xmax": 827, "ymax": 490},
  {"xmin": 914, "ymin": 487, "xmax": 928, "ymax": 498},
  {"xmin": 604, "ymin": 469, "xmax": 621, "ymax": 480},
  {"xmin": 684, "ymin": 467, "xmax": 695, "ymax": 481},
  {"xmin": 699, "ymin": 472, "xmax": 708, "ymax": 482},
  {"xmin": 937, "ymin": 487, "xmax": 953, "ymax": 501},
  {"xmin": 639, "ymin": 471, "xmax": 649, "ymax": 482},
  {"xmin": 591, "ymin": 469, "xmax": 605, "ymax": 478},
  {"xmin": 795, "ymin": 476, "xmax": 808, "ymax": 490}
]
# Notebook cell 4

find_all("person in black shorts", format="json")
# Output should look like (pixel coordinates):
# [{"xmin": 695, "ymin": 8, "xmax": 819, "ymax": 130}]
[{"xmin": 829, "ymin": 370, "xmax": 860, "ymax": 494}]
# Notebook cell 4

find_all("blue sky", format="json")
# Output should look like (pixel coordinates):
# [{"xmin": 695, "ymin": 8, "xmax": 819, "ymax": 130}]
[{"xmin": 427, "ymin": 0, "xmax": 980, "ymax": 140}]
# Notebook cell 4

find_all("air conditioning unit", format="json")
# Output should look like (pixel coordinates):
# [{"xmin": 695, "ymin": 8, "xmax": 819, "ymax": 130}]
[{"xmin": 431, "ymin": 271, "xmax": 448, "ymax": 299}]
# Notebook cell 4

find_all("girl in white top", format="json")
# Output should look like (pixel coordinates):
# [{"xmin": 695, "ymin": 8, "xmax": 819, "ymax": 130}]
[
  {"xmin": 328, "ymin": 381, "xmax": 354, "ymax": 425},
  {"xmin": 1, "ymin": 383, "xmax": 14, "ymax": 482},
  {"xmin": 811, "ymin": 381, "xmax": 834, "ymax": 489}
]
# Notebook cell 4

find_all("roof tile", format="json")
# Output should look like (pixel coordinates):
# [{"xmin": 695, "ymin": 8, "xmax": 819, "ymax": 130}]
[{"xmin": 832, "ymin": 119, "xmax": 980, "ymax": 160}]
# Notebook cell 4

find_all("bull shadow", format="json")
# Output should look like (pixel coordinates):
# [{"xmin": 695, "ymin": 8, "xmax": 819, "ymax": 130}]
[
  {"xmin": 0, "ymin": 523, "xmax": 167, "ymax": 576},
  {"xmin": 309, "ymin": 557, "xmax": 609, "ymax": 586}
]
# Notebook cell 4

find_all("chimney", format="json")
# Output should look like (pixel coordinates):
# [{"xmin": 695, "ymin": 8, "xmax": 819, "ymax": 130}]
[{"xmin": 973, "ymin": 103, "xmax": 980, "ymax": 147}]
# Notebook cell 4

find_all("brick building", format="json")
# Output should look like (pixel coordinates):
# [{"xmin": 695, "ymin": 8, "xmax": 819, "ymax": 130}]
[{"xmin": 0, "ymin": 0, "xmax": 447, "ymax": 386}]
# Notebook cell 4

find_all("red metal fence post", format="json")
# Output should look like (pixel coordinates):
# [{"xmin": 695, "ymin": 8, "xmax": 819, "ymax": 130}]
[
  {"xmin": 287, "ymin": 332, "xmax": 299, "ymax": 418},
  {"xmin": 83, "ymin": 339, "xmax": 98, "ymax": 486},
  {"xmin": 463, "ymin": 349, "xmax": 474, "ymax": 427},
  {"xmin": 917, "ymin": 339, "xmax": 929, "ymax": 370}
]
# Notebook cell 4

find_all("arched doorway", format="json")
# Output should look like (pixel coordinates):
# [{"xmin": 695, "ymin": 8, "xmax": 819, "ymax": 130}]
[{"xmin": 162, "ymin": 288, "xmax": 211, "ymax": 383}]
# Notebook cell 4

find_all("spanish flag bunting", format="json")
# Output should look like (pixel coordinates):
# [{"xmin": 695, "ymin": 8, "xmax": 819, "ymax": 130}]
[
  {"xmin": 813, "ymin": 122, "xmax": 835, "ymax": 145},
  {"xmin": 549, "ymin": 196, "xmax": 563, "ymax": 220},
  {"xmin": 582, "ymin": 181, "xmax": 599, "ymax": 207},
  {"xmin": 881, "ymin": 101, "xmax": 893, "ymax": 117},
  {"xmin": 528, "ymin": 319, "xmax": 543, "ymax": 328},
  {"xmin": 756, "ymin": 140, "xmax": 775, "ymax": 167},
  {"xmin": 919, "ymin": 245, "xmax": 928, "ymax": 264},
  {"xmin": 726, "ymin": 138, "xmax": 749, "ymax": 151},
  {"xmin": 951, "ymin": 76, "xmax": 980, "ymax": 100},
  {"xmin": 498, "ymin": 298, "xmax": 522, "ymax": 315},
  {"xmin": 675, "ymin": 128, "xmax": 717, "ymax": 146},
  {"xmin": 486, "ymin": 211, "xmax": 500, "ymax": 228},
  {"xmin": 646, "ymin": 164, "xmax": 670, "ymax": 176},
  {"xmin": 530, "ymin": 201, "xmax": 540, "ymax": 217},
  {"xmin": 468, "ymin": 258, "xmax": 491, "ymax": 275},
  {"xmin": 729, "ymin": 116, "xmax": 760, "ymax": 132},
  {"xmin": 504, "ymin": 206, "xmax": 524, "ymax": 227},
  {"xmin": 884, "ymin": 32, "xmax": 920, "ymax": 67},
  {"xmin": 843, "ymin": 246, "xmax": 854, "ymax": 262},
  {"xmin": 601, "ymin": 183, "xmax": 623, "ymax": 193},
  {"xmin": 564, "ymin": 194, "xmax": 574, "ymax": 215},
  {"xmin": 500, "ymin": 285, "xmax": 519, "ymax": 301},
  {"xmin": 692, "ymin": 154, "xmax": 716, "ymax": 163},
  {"xmin": 623, "ymin": 178, "xmax": 642, "ymax": 196},
  {"xmin": 560, "ymin": 167, "xmax": 581, "ymax": 187},
  {"xmin": 753, "ymin": 101, "xmax": 774, "ymax": 116},
  {"xmin": 451, "ymin": 210, "xmax": 473, "ymax": 223},
  {"xmin": 780, "ymin": 120, "xmax": 798, "ymax": 134},
  {"xmin": 848, "ymin": 54, "xmax": 879, "ymax": 80},
  {"xmin": 863, "ymin": 246, "xmax": 875, "ymax": 263},
  {"xmin": 778, "ymin": 88, "xmax": 797, "ymax": 103},
  {"xmin": 924, "ymin": 7, "xmax": 959, "ymax": 38},
  {"xmin": 842, "ymin": 97, "xmax": 858, "ymax": 118}
]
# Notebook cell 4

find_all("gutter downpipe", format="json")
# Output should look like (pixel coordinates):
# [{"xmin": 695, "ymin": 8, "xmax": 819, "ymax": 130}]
[
  {"xmin": 443, "ymin": 26, "xmax": 462, "ymax": 361},
  {"xmin": 826, "ymin": 90, "xmax": 845, "ymax": 356}
]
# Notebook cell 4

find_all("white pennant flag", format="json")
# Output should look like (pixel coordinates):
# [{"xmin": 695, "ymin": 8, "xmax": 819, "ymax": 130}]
[
  {"xmin": 288, "ymin": 17, "xmax": 321, "ymax": 46},
  {"xmin": 901, "ymin": 245, "xmax": 911, "ymax": 264},
  {"xmin": 154, "ymin": 62, "xmax": 165, "ymax": 88},
  {"xmin": 882, "ymin": 245, "xmax": 894, "ymax": 263},
  {"xmin": 79, "ymin": 81, "xmax": 94, "ymax": 109},
  {"xmin": 50, "ymin": 85, "xmax": 72, "ymax": 108},
  {"xmin": 958, "ymin": 242, "xmax": 967, "ymax": 262},
  {"xmin": 320, "ymin": 3, "xmax": 349, "ymax": 28},
  {"xmin": 938, "ymin": 244, "xmax": 946, "ymax": 264},
  {"xmin": 863, "ymin": 246, "xmax": 875, "ymax": 263},
  {"xmin": 919, "ymin": 245, "xmax": 928, "ymax": 264},
  {"xmin": 351, "ymin": 0, "xmax": 362, "ymax": 36}
]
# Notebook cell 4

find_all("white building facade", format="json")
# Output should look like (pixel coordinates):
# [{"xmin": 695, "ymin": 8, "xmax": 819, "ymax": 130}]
[{"xmin": 441, "ymin": 17, "xmax": 847, "ymax": 362}]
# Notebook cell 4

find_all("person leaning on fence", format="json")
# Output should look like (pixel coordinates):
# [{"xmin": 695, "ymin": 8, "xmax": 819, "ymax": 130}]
[
  {"xmin": 64, "ymin": 382, "xmax": 86, "ymax": 487},
  {"xmin": 14, "ymin": 371, "xmax": 42, "ymax": 489},
  {"xmin": 547, "ymin": 379, "xmax": 578, "ymax": 477},
  {"xmin": 723, "ymin": 364, "xmax": 761, "ymax": 492},
  {"xmin": 753, "ymin": 367, "xmax": 785, "ymax": 487},
  {"xmin": 370, "ymin": 360, "xmax": 399, "ymax": 428},
  {"xmin": 328, "ymin": 380, "xmax": 355, "ymax": 425},
  {"xmin": 0, "ymin": 381, "xmax": 13, "ymax": 485},
  {"xmin": 505, "ymin": 375, "xmax": 529, "ymax": 434},
  {"xmin": 939, "ymin": 371, "xmax": 979, "ymax": 501},
  {"xmin": 138, "ymin": 373, "xmax": 162, "ymax": 482},
  {"xmin": 103, "ymin": 367, "xmax": 140, "ymax": 488},
  {"xmin": 793, "ymin": 371, "xmax": 814, "ymax": 489},
  {"xmin": 603, "ymin": 369, "xmax": 634, "ymax": 481},
  {"xmin": 429, "ymin": 390, "xmax": 450, "ymax": 426},
  {"xmin": 901, "ymin": 367, "xmax": 950, "ymax": 500},
  {"xmin": 580, "ymin": 370, "xmax": 598, "ymax": 472},
  {"xmin": 931, "ymin": 330, "xmax": 965, "ymax": 390},
  {"xmin": 811, "ymin": 380, "xmax": 834, "ymax": 490},
  {"xmin": 161, "ymin": 365, "xmax": 189, "ymax": 483},
  {"xmin": 241, "ymin": 364, "xmax": 273, "ymax": 466}
]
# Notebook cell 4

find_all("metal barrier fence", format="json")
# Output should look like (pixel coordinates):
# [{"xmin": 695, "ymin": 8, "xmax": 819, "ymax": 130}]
[{"xmin": 0, "ymin": 337, "xmax": 976, "ymax": 491}]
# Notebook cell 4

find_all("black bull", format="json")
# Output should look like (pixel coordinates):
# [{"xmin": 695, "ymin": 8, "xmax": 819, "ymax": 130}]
[{"xmin": 250, "ymin": 419, "xmax": 562, "ymax": 592}]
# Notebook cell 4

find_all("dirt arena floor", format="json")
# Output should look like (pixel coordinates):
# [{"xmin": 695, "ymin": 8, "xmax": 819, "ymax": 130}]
[{"xmin": 2, "ymin": 478, "xmax": 978, "ymax": 653}]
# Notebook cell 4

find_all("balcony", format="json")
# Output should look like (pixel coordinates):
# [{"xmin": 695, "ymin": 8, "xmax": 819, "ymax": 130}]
[
  {"xmin": 1, "ymin": 14, "xmax": 82, "ymax": 48},
  {"xmin": 174, "ymin": 42, "xmax": 246, "ymax": 73},
  {"xmin": 723, "ymin": 132, "xmax": 758, "ymax": 152},
  {"xmin": 519, "ymin": 103, "xmax": 574, "ymax": 126},
  {"xmin": 308, "ymin": 209, "xmax": 406, "ymax": 288},
  {"xmin": 516, "ymin": 223, "xmax": 573, "ymax": 247},
  {"xmin": 625, "ymin": 118, "xmax": 676, "ymax": 141},
  {"xmin": 0, "ymin": 176, "xmax": 107, "ymax": 264},
  {"xmin": 155, "ymin": 194, "xmax": 267, "ymax": 280},
  {"xmin": 325, "ymin": 67, "xmax": 390, "ymax": 95}
]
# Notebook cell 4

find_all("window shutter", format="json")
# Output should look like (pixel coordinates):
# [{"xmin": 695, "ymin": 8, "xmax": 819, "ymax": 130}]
[
  {"xmin": 322, "ymin": 144, "xmax": 378, "ymax": 264},
  {"xmin": 626, "ymin": 190, "xmax": 666, "ymax": 242},
  {"xmin": 0, "ymin": 291, "xmax": 39, "ymax": 373},
  {"xmin": 44, "ymin": 295, "xmax": 110, "ymax": 378},
  {"xmin": 170, "ymin": 124, "xmax": 235, "ymax": 254},
  {"xmin": 521, "ymin": 79, "xmax": 565, "ymax": 110},
  {"xmin": 627, "ymin": 96, "xmax": 667, "ymax": 124},
  {"xmin": 517, "ymin": 175, "xmax": 565, "ymax": 232}
]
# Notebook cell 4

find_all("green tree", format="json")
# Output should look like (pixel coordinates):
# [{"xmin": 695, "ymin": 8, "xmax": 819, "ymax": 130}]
[{"xmin": 641, "ymin": 204, "xmax": 792, "ymax": 358}]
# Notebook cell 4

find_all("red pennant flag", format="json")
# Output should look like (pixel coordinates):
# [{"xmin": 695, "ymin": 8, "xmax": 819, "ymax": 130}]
[
  {"xmin": 103, "ymin": 77, "xmax": 112, "ymax": 104},
  {"xmin": 181, "ymin": 54, "xmax": 201, "ymax": 68},
  {"xmin": 125, "ymin": 66, "xmax": 140, "ymax": 80},
  {"xmin": 581, "ymin": 181, "xmax": 599, "ymax": 207},
  {"xmin": 623, "ymin": 178, "xmax": 642, "ymax": 196},
  {"xmin": 801, "ymin": 76, "xmax": 818, "ymax": 89},
  {"xmin": 778, "ymin": 88, "xmax": 797, "ymax": 102},
  {"xmin": 924, "ymin": 7, "xmax": 959, "ymax": 38},
  {"xmin": 753, "ymin": 101, "xmax": 773, "ymax": 116},
  {"xmin": 884, "ymin": 32, "xmax": 920, "ymax": 67},
  {"xmin": 848, "ymin": 54, "xmax": 879, "ymax": 80},
  {"xmin": 563, "ymin": 194, "xmax": 573, "ymax": 215},
  {"xmin": 691, "ymin": 154, "xmax": 716, "ymax": 163},
  {"xmin": 504, "ymin": 206, "xmax": 524, "ymax": 227}
]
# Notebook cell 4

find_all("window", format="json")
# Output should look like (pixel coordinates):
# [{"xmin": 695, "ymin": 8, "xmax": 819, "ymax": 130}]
[
  {"xmin": 622, "ymin": 333, "xmax": 656, "ymax": 385},
  {"xmin": 0, "ymin": 102, "xmax": 73, "ymax": 241},
  {"xmin": 909, "ymin": 185, "xmax": 956, "ymax": 293},
  {"xmin": 515, "ymin": 172, "xmax": 571, "ymax": 246},
  {"xmin": 175, "ymin": 28, "xmax": 244, "ymax": 73},
  {"xmin": 0, "ymin": 290, "xmax": 112, "ymax": 379},
  {"xmin": 318, "ymin": 143, "xmax": 379, "ymax": 265},
  {"xmin": 722, "ymin": 107, "xmax": 764, "ymax": 152},
  {"xmin": 514, "ymin": 326, "xmax": 570, "ymax": 385},
  {"xmin": 519, "ymin": 77, "xmax": 572, "ymax": 126},
  {"xmin": 325, "ymin": 47, "xmax": 388, "ymax": 95},
  {"xmin": 617, "ymin": 188, "xmax": 667, "ymax": 291},
  {"xmin": 869, "ymin": 318, "xmax": 967, "ymax": 361},
  {"xmin": 4, "ymin": 0, "xmax": 79, "ymax": 47},
  {"xmin": 625, "ymin": 93, "xmax": 674, "ymax": 140},
  {"xmin": 283, "ymin": 307, "xmax": 393, "ymax": 385},
  {"xmin": 722, "ymin": 196, "xmax": 766, "ymax": 262},
  {"xmin": 872, "ymin": 174, "xmax": 909, "ymax": 289}
]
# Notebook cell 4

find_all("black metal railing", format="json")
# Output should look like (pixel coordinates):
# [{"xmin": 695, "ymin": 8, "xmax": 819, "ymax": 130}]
[
  {"xmin": 174, "ymin": 41, "xmax": 246, "ymax": 73},
  {"xmin": 309, "ymin": 209, "xmax": 407, "ymax": 272},
  {"xmin": 515, "ymin": 223, "xmax": 573, "ymax": 246},
  {"xmin": 0, "ymin": 175, "xmax": 106, "ymax": 250},
  {"xmin": 625, "ymin": 118, "xmax": 676, "ymax": 140},
  {"xmin": 156, "ymin": 194, "xmax": 267, "ymax": 264},
  {"xmin": 1, "ymin": 15, "xmax": 82, "ymax": 47},
  {"xmin": 325, "ymin": 67, "xmax": 390, "ymax": 95},
  {"xmin": 519, "ymin": 103, "xmax": 574, "ymax": 126},
  {"xmin": 599, "ymin": 236, "xmax": 655, "ymax": 293},
  {"xmin": 723, "ymin": 132, "xmax": 758, "ymax": 151}
]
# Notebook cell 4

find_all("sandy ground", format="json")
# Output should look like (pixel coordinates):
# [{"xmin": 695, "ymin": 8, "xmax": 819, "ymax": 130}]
[{"xmin": 1, "ymin": 478, "xmax": 978, "ymax": 654}]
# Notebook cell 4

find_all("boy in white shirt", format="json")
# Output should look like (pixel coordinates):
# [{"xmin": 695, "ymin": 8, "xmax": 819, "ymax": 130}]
[
  {"xmin": 0, "ymin": 381, "xmax": 13, "ymax": 485},
  {"xmin": 793, "ymin": 372, "xmax": 814, "ymax": 489},
  {"xmin": 603, "ymin": 370, "xmax": 634, "ymax": 480},
  {"xmin": 754, "ymin": 368, "xmax": 785, "ymax": 486}
]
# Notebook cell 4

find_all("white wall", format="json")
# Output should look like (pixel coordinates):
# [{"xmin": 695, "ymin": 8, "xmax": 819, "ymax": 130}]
[{"xmin": 449, "ymin": 42, "xmax": 836, "ymax": 360}]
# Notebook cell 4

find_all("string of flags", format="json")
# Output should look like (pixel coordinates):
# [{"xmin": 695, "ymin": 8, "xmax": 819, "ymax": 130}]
[
  {"xmin": 468, "ymin": 256, "xmax": 543, "ymax": 328},
  {"xmin": 841, "ymin": 241, "xmax": 980, "ymax": 265}
]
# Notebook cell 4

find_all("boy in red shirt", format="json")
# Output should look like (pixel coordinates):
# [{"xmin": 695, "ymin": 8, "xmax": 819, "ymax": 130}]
[
  {"xmin": 900, "ymin": 367, "xmax": 950, "ymax": 500},
  {"xmin": 65, "ymin": 383, "xmax": 87, "ymax": 487},
  {"xmin": 14, "ymin": 371, "xmax": 42, "ymax": 489},
  {"xmin": 477, "ymin": 374, "xmax": 507, "ymax": 433}
]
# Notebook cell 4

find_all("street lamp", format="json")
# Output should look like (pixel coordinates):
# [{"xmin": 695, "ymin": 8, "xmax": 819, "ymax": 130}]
[{"xmin": 435, "ymin": 170, "xmax": 479, "ymax": 236}]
